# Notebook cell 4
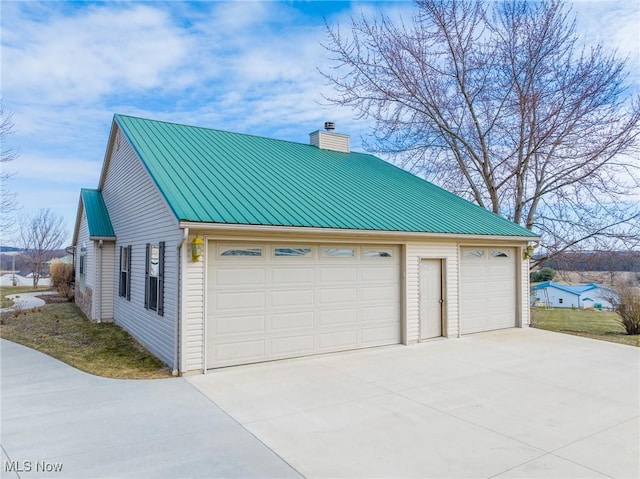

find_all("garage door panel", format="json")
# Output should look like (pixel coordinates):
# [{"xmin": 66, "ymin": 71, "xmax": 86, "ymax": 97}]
[
  {"xmin": 486, "ymin": 311, "xmax": 512, "ymax": 320},
  {"xmin": 319, "ymin": 330, "xmax": 359, "ymax": 349},
  {"xmin": 271, "ymin": 267, "xmax": 315, "ymax": 285},
  {"xmin": 270, "ymin": 335, "xmax": 315, "ymax": 356},
  {"xmin": 215, "ymin": 268, "xmax": 266, "ymax": 286},
  {"xmin": 487, "ymin": 281, "xmax": 515, "ymax": 294},
  {"xmin": 216, "ymin": 291, "xmax": 265, "ymax": 310},
  {"xmin": 271, "ymin": 290, "xmax": 314, "ymax": 307},
  {"xmin": 207, "ymin": 242, "xmax": 400, "ymax": 368},
  {"xmin": 460, "ymin": 308, "xmax": 485, "ymax": 323},
  {"xmin": 360, "ymin": 305, "xmax": 396, "ymax": 322},
  {"xmin": 215, "ymin": 314, "xmax": 265, "ymax": 335},
  {"xmin": 361, "ymin": 266, "xmax": 398, "ymax": 281},
  {"xmin": 462, "ymin": 258, "xmax": 486, "ymax": 267},
  {"xmin": 487, "ymin": 299, "xmax": 514, "ymax": 312},
  {"xmin": 361, "ymin": 325, "xmax": 401, "ymax": 344},
  {"xmin": 487, "ymin": 268, "xmax": 512, "ymax": 278},
  {"xmin": 320, "ymin": 267, "xmax": 358, "ymax": 283},
  {"xmin": 360, "ymin": 286, "xmax": 398, "ymax": 302},
  {"xmin": 462, "ymin": 284, "xmax": 487, "ymax": 297},
  {"xmin": 319, "ymin": 308, "xmax": 357, "ymax": 325},
  {"xmin": 271, "ymin": 311, "xmax": 314, "ymax": 330},
  {"xmin": 214, "ymin": 340, "xmax": 265, "ymax": 364},
  {"xmin": 319, "ymin": 288, "xmax": 358, "ymax": 304}
]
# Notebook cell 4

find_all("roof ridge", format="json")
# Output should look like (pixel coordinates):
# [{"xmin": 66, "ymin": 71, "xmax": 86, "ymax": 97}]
[
  {"xmin": 113, "ymin": 113, "xmax": 378, "ymax": 157},
  {"xmin": 535, "ymin": 281, "xmax": 609, "ymax": 295}
]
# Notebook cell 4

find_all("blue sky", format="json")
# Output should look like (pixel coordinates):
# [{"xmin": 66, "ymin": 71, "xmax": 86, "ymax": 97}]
[{"xmin": 1, "ymin": 0, "xmax": 639, "ymax": 244}]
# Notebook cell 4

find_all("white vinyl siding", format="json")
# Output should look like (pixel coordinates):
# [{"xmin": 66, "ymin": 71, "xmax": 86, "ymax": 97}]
[
  {"xmin": 100, "ymin": 242, "xmax": 115, "ymax": 321},
  {"xmin": 520, "ymin": 250, "xmax": 530, "ymax": 326},
  {"xmin": 74, "ymin": 209, "xmax": 116, "ymax": 322},
  {"xmin": 76, "ymin": 212, "xmax": 93, "ymax": 289},
  {"xmin": 91, "ymin": 239, "xmax": 116, "ymax": 322},
  {"xmin": 309, "ymin": 130, "xmax": 350, "ymax": 153},
  {"xmin": 184, "ymin": 249, "xmax": 205, "ymax": 372},
  {"xmin": 405, "ymin": 242, "xmax": 459, "ymax": 341},
  {"xmin": 101, "ymin": 128, "xmax": 183, "ymax": 367}
]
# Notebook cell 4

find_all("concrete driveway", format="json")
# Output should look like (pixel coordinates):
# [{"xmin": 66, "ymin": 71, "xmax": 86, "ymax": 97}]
[
  {"xmin": 0, "ymin": 339, "xmax": 301, "ymax": 479},
  {"xmin": 188, "ymin": 328, "xmax": 640, "ymax": 479}
]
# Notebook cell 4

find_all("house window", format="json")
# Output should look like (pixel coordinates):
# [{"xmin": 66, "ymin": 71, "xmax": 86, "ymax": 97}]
[
  {"xmin": 463, "ymin": 250, "xmax": 485, "ymax": 258},
  {"xmin": 274, "ymin": 247, "xmax": 312, "ymax": 257},
  {"xmin": 79, "ymin": 243, "xmax": 87, "ymax": 278},
  {"xmin": 145, "ymin": 242, "xmax": 164, "ymax": 315},
  {"xmin": 559, "ymin": 298, "xmax": 563, "ymax": 304},
  {"xmin": 119, "ymin": 246, "xmax": 131, "ymax": 300},
  {"xmin": 491, "ymin": 251, "xmax": 509, "ymax": 258},
  {"xmin": 362, "ymin": 248, "xmax": 393, "ymax": 258},
  {"xmin": 321, "ymin": 247, "xmax": 355, "ymax": 257}
]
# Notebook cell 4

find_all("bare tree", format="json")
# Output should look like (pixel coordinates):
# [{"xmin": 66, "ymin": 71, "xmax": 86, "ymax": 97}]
[
  {"xmin": 1, "ymin": 101, "xmax": 19, "ymax": 232},
  {"xmin": 322, "ymin": 0, "xmax": 640, "ymax": 265},
  {"xmin": 19, "ymin": 209, "xmax": 67, "ymax": 287}
]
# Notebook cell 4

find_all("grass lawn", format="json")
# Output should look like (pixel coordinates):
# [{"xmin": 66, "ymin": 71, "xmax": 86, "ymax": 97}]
[
  {"xmin": 0, "ymin": 300, "xmax": 172, "ymax": 379},
  {"xmin": 531, "ymin": 307, "xmax": 640, "ymax": 347}
]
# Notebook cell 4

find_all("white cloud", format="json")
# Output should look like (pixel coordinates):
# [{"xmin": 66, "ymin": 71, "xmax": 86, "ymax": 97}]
[
  {"xmin": 3, "ymin": 2, "xmax": 193, "ymax": 104},
  {"xmin": 571, "ymin": 1, "xmax": 640, "ymax": 86},
  {"xmin": 13, "ymin": 153, "xmax": 101, "ymax": 185}
]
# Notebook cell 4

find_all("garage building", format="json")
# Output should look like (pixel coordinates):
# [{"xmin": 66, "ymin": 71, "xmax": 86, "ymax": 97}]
[{"xmin": 73, "ymin": 115, "xmax": 538, "ymax": 373}]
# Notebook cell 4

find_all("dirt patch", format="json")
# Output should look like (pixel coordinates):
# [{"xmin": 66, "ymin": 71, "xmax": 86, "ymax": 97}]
[{"xmin": 36, "ymin": 293, "xmax": 72, "ymax": 305}]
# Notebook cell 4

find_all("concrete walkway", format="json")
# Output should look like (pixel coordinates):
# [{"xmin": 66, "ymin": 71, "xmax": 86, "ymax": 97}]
[
  {"xmin": 0, "ymin": 340, "xmax": 301, "ymax": 479},
  {"xmin": 0, "ymin": 291, "xmax": 57, "ymax": 313},
  {"xmin": 189, "ymin": 328, "xmax": 640, "ymax": 479}
]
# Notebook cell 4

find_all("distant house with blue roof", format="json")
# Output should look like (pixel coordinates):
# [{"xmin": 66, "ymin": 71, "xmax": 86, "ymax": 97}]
[{"xmin": 531, "ymin": 281, "xmax": 616, "ymax": 310}]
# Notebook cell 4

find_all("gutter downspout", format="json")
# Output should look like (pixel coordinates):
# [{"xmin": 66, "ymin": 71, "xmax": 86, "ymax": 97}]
[
  {"xmin": 174, "ymin": 228, "xmax": 189, "ymax": 376},
  {"xmin": 97, "ymin": 240, "xmax": 103, "ymax": 323}
]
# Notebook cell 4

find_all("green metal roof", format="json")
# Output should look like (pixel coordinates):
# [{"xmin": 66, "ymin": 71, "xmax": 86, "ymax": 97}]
[
  {"xmin": 81, "ymin": 188, "xmax": 115, "ymax": 238},
  {"xmin": 114, "ymin": 114, "xmax": 537, "ymax": 238}
]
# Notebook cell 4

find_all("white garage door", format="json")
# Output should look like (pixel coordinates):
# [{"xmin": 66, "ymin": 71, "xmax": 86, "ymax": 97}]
[
  {"xmin": 206, "ymin": 242, "xmax": 401, "ymax": 368},
  {"xmin": 460, "ymin": 247, "xmax": 517, "ymax": 334}
]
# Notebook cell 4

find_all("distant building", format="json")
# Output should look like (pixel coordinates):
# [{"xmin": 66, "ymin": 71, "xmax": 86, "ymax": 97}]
[
  {"xmin": 47, "ymin": 255, "xmax": 74, "ymax": 265},
  {"xmin": 531, "ymin": 281, "xmax": 616, "ymax": 310}
]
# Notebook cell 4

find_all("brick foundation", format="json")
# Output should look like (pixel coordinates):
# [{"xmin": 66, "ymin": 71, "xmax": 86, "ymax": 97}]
[{"xmin": 75, "ymin": 284, "xmax": 93, "ymax": 320}]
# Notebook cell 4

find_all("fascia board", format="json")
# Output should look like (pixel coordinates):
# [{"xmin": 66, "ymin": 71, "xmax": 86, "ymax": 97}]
[{"xmin": 179, "ymin": 221, "xmax": 540, "ymax": 243}]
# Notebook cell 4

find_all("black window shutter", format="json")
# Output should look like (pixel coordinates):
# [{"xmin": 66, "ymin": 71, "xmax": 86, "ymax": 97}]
[
  {"xmin": 127, "ymin": 245, "xmax": 132, "ymax": 300},
  {"xmin": 144, "ymin": 243, "xmax": 150, "ymax": 309},
  {"xmin": 118, "ymin": 246, "xmax": 123, "ymax": 297},
  {"xmin": 158, "ymin": 241, "xmax": 165, "ymax": 316}
]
